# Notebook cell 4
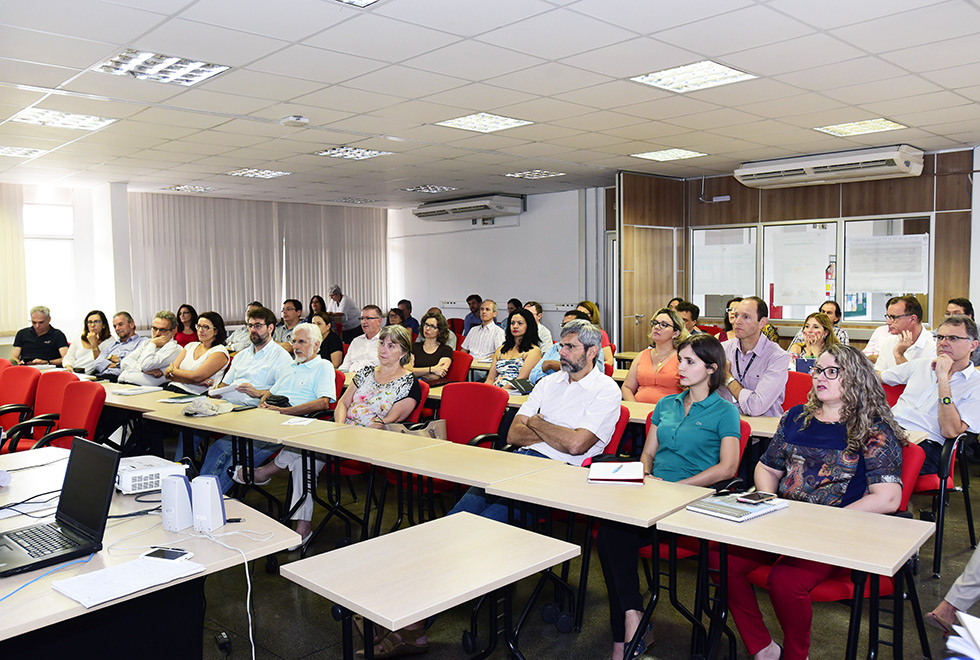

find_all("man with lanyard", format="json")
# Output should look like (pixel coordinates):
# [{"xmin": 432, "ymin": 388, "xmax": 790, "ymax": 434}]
[{"xmin": 720, "ymin": 296, "xmax": 790, "ymax": 417}]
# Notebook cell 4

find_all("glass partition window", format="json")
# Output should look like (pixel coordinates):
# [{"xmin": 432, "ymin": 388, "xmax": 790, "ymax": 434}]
[
  {"xmin": 23, "ymin": 204, "xmax": 76, "ymax": 325},
  {"xmin": 762, "ymin": 223, "xmax": 837, "ymax": 320},
  {"xmin": 690, "ymin": 227, "xmax": 757, "ymax": 319}
]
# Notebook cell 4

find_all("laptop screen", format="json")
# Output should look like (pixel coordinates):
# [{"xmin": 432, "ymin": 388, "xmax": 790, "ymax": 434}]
[{"xmin": 57, "ymin": 439, "xmax": 121, "ymax": 540}]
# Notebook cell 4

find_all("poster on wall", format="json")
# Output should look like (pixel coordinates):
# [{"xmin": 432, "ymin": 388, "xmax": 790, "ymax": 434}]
[
  {"xmin": 845, "ymin": 234, "xmax": 929, "ymax": 293},
  {"xmin": 771, "ymin": 232, "xmax": 830, "ymax": 305}
]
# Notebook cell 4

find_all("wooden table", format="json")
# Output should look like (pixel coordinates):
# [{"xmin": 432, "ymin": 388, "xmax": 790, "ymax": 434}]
[
  {"xmin": 100, "ymin": 382, "xmax": 176, "ymax": 413},
  {"xmin": 281, "ymin": 512, "xmax": 579, "ymax": 660},
  {"xmin": 614, "ymin": 351, "xmax": 639, "ymax": 366},
  {"xmin": 0, "ymin": 447, "xmax": 300, "ymax": 654},
  {"xmin": 142, "ymin": 403, "xmax": 345, "ymax": 443}
]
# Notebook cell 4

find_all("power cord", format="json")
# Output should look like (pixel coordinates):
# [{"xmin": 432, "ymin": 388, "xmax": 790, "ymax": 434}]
[{"xmin": 0, "ymin": 552, "xmax": 95, "ymax": 603}]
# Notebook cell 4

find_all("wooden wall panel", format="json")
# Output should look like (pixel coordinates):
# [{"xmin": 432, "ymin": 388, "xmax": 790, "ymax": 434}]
[
  {"xmin": 840, "ymin": 155, "xmax": 936, "ymax": 217},
  {"xmin": 687, "ymin": 176, "xmax": 760, "ymax": 226},
  {"xmin": 761, "ymin": 184, "xmax": 841, "ymax": 222},
  {"xmin": 933, "ymin": 211, "xmax": 971, "ymax": 323},
  {"xmin": 936, "ymin": 151, "xmax": 973, "ymax": 212},
  {"xmin": 621, "ymin": 173, "xmax": 684, "ymax": 227},
  {"xmin": 604, "ymin": 187, "xmax": 616, "ymax": 231},
  {"xmin": 622, "ymin": 226, "xmax": 674, "ymax": 352},
  {"xmin": 622, "ymin": 224, "xmax": 635, "ymax": 271}
]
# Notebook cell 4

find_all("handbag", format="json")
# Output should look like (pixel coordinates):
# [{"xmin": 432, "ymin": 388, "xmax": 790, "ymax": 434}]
[{"xmin": 384, "ymin": 419, "xmax": 448, "ymax": 440}]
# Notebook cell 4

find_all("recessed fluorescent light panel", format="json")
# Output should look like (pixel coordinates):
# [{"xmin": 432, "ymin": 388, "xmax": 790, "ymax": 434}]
[
  {"xmin": 631, "ymin": 60, "xmax": 756, "ymax": 93},
  {"xmin": 331, "ymin": 197, "xmax": 376, "ymax": 204},
  {"xmin": 631, "ymin": 148, "xmax": 706, "ymax": 162},
  {"xmin": 504, "ymin": 169, "xmax": 566, "ymax": 179},
  {"xmin": 13, "ymin": 108, "xmax": 116, "ymax": 131},
  {"xmin": 224, "ymin": 168, "xmax": 291, "ymax": 178},
  {"xmin": 814, "ymin": 118, "xmax": 907, "ymax": 137},
  {"xmin": 335, "ymin": 0, "xmax": 380, "ymax": 6},
  {"xmin": 400, "ymin": 185, "xmax": 459, "ymax": 194},
  {"xmin": 0, "ymin": 146, "xmax": 47, "ymax": 158},
  {"xmin": 93, "ymin": 49, "xmax": 229, "ymax": 86},
  {"xmin": 165, "ymin": 185, "xmax": 216, "ymax": 193},
  {"xmin": 315, "ymin": 147, "xmax": 392, "ymax": 160},
  {"xmin": 435, "ymin": 113, "xmax": 532, "ymax": 133}
]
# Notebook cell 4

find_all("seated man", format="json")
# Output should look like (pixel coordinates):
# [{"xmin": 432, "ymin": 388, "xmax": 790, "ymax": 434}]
[
  {"xmin": 463, "ymin": 294, "xmax": 482, "ymax": 335},
  {"xmin": 675, "ymin": 301, "xmax": 703, "ymax": 335},
  {"xmin": 946, "ymin": 298, "xmax": 980, "ymax": 366},
  {"xmin": 882, "ymin": 314, "xmax": 980, "ymax": 475},
  {"xmin": 226, "ymin": 301, "xmax": 263, "ymax": 352},
  {"xmin": 10, "ymin": 305, "xmax": 69, "ymax": 366},
  {"xmin": 273, "ymin": 299, "xmax": 303, "ymax": 353},
  {"xmin": 449, "ymin": 319, "xmax": 622, "ymax": 523},
  {"xmin": 524, "ymin": 300, "xmax": 554, "ymax": 348},
  {"xmin": 789, "ymin": 300, "xmax": 849, "ymax": 350},
  {"xmin": 91, "ymin": 311, "xmax": 145, "ymax": 379},
  {"xmin": 118, "ymin": 310, "xmax": 182, "ymax": 386},
  {"xmin": 529, "ymin": 309, "xmax": 595, "ymax": 384},
  {"xmin": 339, "ymin": 305, "xmax": 384, "ymax": 372},
  {"xmin": 461, "ymin": 299, "xmax": 505, "ymax": 360},
  {"xmin": 195, "ymin": 306, "xmax": 294, "ymax": 489},
  {"xmin": 720, "ymin": 297, "xmax": 790, "ymax": 417},
  {"xmin": 398, "ymin": 299, "xmax": 419, "ymax": 333},
  {"xmin": 873, "ymin": 294, "xmax": 936, "ymax": 371}
]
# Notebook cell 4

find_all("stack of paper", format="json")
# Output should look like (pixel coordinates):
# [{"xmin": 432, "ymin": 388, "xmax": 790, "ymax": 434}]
[{"xmin": 52, "ymin": 558, "xmax": 206, "ymax": 608}]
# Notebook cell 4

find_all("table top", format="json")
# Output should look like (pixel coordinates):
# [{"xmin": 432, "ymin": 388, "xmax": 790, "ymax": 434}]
[
  {"xmin": 142, "ymin": 404, "xmax": 346, "ymax": 443},
  {"xmin": 0, "ymin": 447, "xmax": 300, "ymax": 641},
  {"xmin": 486, "ymin": 462, "xmax": 712, "ymax": 527},
  {"xmin": 614, "ymin": 351, "xmax": 639, "ymax": 362},
  {"xmin": 281, "ymin": 424, "xmax": 445, "ymax": 462},
  {"xmin": 280, "ymin": 512, "xmax": 578, "ymax": 630},
  {"xmin": 658, "ymin": 498, "xmax": 935, "ymax": 576},
  {"xmin": 100, "ymin": 382, "xmax": 176, "ymax": 413}
]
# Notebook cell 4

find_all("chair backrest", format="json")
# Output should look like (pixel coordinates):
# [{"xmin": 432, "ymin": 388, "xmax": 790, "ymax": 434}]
[
  {"xmin": 444, "ymin": 350, "xmax": 473, "ymax": 383},
  {"xmin": 52, "ymin": 381, "xmax": 107, "ymax": 449},
  {"xmin": 899, "ymin": 441, "xmax": 926, "ymax": 512},
  {"xmin": 447, "ymin": 318, "xmax": 464, "ymax": 335},
  {"xmin": 699, "ymin": 325, "xmax": 724, "ymax": 336},
  {"xmin": 28, "ymin": 370, "xmax": 80, "ymax": 440},
  {"xmin": 0, "ymin": 358, "xmax": 11, "ymax": 374},
  {"xmin": 342, "ymin": 342, "xmax": 350, "ymax": 356},
  {"xmin": 882, "ymin": 383, "xmax": 906, "ymax": 407},
  {"xmin": 405, "ymin": 379, "xmax": 430, "ymax": 423},
  {"xmin": 782, "ymin": 371, "xmax": 812, "ymax": 411},
  {"xmin": 603, "ymin": 362, "xmax": 614, "ymax": 377},
  {"xmin": 0, "ymin": 366, "xmax": 41, "ymax": 429},
  {"xmin": 440, "ymin": 382, "xmax": 509, "ymax": 445},
  {"xmin": 329, "ymin": 369, "xmax": 347, "ymax": 411},
  {"xmin": 602, "ymin": 405, "xmax": 631, "ymax": 456}
]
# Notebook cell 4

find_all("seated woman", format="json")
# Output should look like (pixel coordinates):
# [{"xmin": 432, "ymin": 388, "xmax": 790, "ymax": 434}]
[
  {"xmin": 239, "ymin": 325, "xmax": 421, "ymax": 543},
  {"xmin": 506, "ymin": 297, "xmax": 523, "ymax": 316},
  {"xmin": 597, "ymin": 334, "xmax": 741, "ymax": 660},
  {"xmin": 63, "ymin": 310, "xmax": 112, "ymax": 373},
  {"xmin": 577, "ymin": 299, "xmax": 614, "ymax": 366},
  {"xmin": 163, "ymin": 311, "xmax": 230, "ymax": 394},
  {"xmin": 174, "ymin": 304, "xmax": 199, "ymax": 347},
  {"xmin": 387, "ymin": 307, "xmax": 406, "ymax": 327},
  {"xmin": 485, "ymin": 308, "xmax": 542, "ymax": 389},
  {"xmin": 311, "ymin": 311, "xmax": 343, "ymax": 368},
  {"xmin": 306, "ymin": 294, "xmax": 326, "ymax": 323},
  {"xmin": 717, "ymin": 296, "xmax": 743, "ymax": 342},
  {"xmin": 410, "ymin": 310, "xmax": 453, "ymax": 383},
  {"xmin": 724, "ymin": 344, "xmax": 905, "ymax": 660},
  {"xmin": 789, "ymin": 300, "xmax": 849, "ymax": 347},
  {"xmin": 788, "ymin": 311, "xmax": 838, "ymax": 359},
  {"xmin": 621, "ymin": 307, "xmax": 688, "ymax": 403}
]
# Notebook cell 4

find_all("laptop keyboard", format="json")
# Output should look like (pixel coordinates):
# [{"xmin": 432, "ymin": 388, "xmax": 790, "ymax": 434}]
[{"xmin": 9, "ymin": 523, "xmax": 80, "ymax": 558}]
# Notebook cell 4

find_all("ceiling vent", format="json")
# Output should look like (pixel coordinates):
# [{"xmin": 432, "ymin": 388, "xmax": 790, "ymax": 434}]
[
  {"xmin": 734, "ymin": 145, "xmax": 924, "ymax": 189},
  {"xmin": 412, "ymin": 194, "xmax": 524, "ymax": 221}
]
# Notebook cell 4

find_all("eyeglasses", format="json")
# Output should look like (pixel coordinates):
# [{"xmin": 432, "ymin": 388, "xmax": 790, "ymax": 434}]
[
  {"xmin": 809, "ymin": 366, "xmax": 841, "ymax": 380},
  {"xmin": 884, "ymin": 313, "xmax": 912, "ymax": 322},
  {"xmin": 423, "ymin": 324, "xmax": 439, "ymax": 330},
  {"xmin": 246, "ymin": 322, "xmax": 267, "ymax": 330},
  {"xmin": 197, "ymin": 324, "xmax": 214, "ymax": 331},
  {"xmin": 151, "ymin": 326, "xmax": 171, "ymax": 333},
  {"xmin": 650, "ymin": 320, "xmax": 677, "ymax": 331},
  {"xmin": 86, "ymin": 320, "xmax": 102, "ymax": 325},
  {"xmin": 558, "ymin": 342, "xmax": 583, "ymax": 352},
  {"xmin": 935, "ymin": 333, "xmax": 973, "ymax": 343},
  {"xmin": 358, "ymin": 316, "xmax": 382, "ymax": 322},
  {"xmin": 282, "ymin": 308, "xmax": 297, "ymax": 313}
]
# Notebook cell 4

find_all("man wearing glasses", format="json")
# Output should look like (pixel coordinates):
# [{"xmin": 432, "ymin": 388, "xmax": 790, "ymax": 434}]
[
  {"xmin": 226, "ymin": 301, "xmax": 263, "ymax": 353},
  {"xmin": 720, "ymin": 297, "xmax": 789, "ymax": 417},
  {"xmin": 873, "ymin": 294, "xmax": 936, "ymax": 372},
  {"xmin": 273, "ymin": 298, "xmax": 303, "ymax": 353},
  {"xmin": 945, "ymin": 298, "xmax": 980, "ymax": 366},
  {"xmin": 339, "ymin": 305, "xmax": 384, "ymax": 372},
  {"xmin": 882, "ymin": 314, "xmax": 980, "ymax": 475}
]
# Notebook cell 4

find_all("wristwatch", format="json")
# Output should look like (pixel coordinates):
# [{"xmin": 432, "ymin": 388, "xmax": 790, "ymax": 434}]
[
  {"xmin": 940, "ymin": 396, "xmax": 953, "ymax": 405},
  {"xmin": 726, "ymin": 376, "xmax": 736, "ymax": 387}
]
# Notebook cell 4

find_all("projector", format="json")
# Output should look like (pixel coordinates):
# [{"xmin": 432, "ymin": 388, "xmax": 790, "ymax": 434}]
[{"xmin": 116, "ymin": 456, "xmax": 188, "ymax": 494}]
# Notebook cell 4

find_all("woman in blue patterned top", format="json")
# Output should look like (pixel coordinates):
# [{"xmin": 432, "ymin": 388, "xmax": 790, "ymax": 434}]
[
  {"xmin": 484, "ymin": 307, "xmax": 542, "ymax": 390},
  {"xmin": 726, "ymin": 343, "xmax": 906, "ymax": 660},
  {"xmin": 597, "ymin": 334, "xmax": 741, "ymax": 660}
]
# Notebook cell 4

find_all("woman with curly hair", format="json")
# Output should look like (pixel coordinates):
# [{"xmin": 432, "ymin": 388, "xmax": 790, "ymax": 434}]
[
  {"xmin": 410, "ymin": 310, "xmax": 453, "ymax": 382},
  {"xmin": 723, "ymin": 343, "xmax": 907, "ymax": 660},
  {"xmin": 485, "ymin": 307, "xmax": 542, "ymax": 390}
]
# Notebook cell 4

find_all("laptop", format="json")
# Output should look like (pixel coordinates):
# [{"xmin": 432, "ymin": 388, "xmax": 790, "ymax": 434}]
[{"xmin": 0, "ymin": 439, "xmax": 120, "ymax": 577}]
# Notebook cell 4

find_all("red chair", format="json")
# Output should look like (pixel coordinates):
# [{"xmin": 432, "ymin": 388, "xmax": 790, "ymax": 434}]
[
  {"xmin": 447, "ymin": 318, "xmax": 464, "ymax": 335},
  {"xmin": 882, "ymin": 383, "xmax": 905, "ymax": 407},
  {"xmin": 445, "ymin": 350, "xmax": 473, "ymax": 383},
  {"xmin": 0, "ymin": 357, "xmax": 11, "ymax": 374},
  {"xmin": 6, "ymin": 370, "xmax": 77, "ymax": 448},
  {"xmin": 342, "ymin": 342, "xmax": 350, "ymax": 356},
  {"xmin": 2, "ymin": 380, "xmax": 106, "ymax": 452},
  {"xmin": 0, "ymin": 366, "xmax": 42, "ymax": 434},
  {"xmin": 699, "ymin": 325, "xmax": 724, "ymax": 336},
  {"xmin": 604, "ymin": 362, "xmax": 614, "ymax": 376},
  {"xmin": 782, "ymin": 370, "xmax": 812, "ymax": 411}
]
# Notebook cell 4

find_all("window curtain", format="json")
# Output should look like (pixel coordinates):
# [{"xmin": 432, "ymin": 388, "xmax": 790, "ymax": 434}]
[{"xmin": 0, "ymin": 184, "xmax": 27, "ymax": 335}]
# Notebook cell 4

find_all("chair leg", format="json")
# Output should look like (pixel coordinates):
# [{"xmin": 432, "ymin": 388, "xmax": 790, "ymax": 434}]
[
  {"xmin": 933, "ymin": 485, "xmax": 949, "ymax": 578},
  {"xmin": 959, "ymin": 451, "xmax": 977, "ymax": 548}
]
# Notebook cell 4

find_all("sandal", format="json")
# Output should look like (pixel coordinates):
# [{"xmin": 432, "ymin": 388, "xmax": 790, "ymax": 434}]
[
  {"xmin": 358, "ymin": 628, "xmax": 429, "ymax": 658},
  {"xmin": 353, "ymin": 615, "xmax": 388, "ymax": 643},
  {"xmin": 228, "ymin": 465, "xmax": 271, "ymax": 486},
  {"xmin": 926, "ymin": 611, "xmax": 954, "ymax": 639}
]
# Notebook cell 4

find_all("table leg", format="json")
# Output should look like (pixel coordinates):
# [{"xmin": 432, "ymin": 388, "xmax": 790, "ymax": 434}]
[
  {"xmin": 868, "ymin": 574, "xmax": 879, "ymax": 660},
  {"xmin": 625, "ymin": 529, "xmax": 661, "ymax": 659},
  {"xmin": 332, "ymin": 605, "xmax": 373, "ymax": 660},
  {"xmin": 846, "ymin": 570, "xmax": 868, "ymax": 660},
  {"xmin": 901, "ymin": 560, "xmax": 933, "ymax": 660}
]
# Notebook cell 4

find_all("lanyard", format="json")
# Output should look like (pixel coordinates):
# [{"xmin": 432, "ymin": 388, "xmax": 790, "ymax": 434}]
[{"xmin": 735, "ymin": 350, "xmax": 757, "ymax": 383}]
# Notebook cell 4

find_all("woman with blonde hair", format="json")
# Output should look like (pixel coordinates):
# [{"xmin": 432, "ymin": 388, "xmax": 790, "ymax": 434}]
[
  {"xmin": 788, "ymin": 311, "xmax": 838, "ymax": 359},
  {"xmin": 621, "ymin": 307, "xmax": 688, "ymax": 403},
  {"xmin": 576, "ymin": 299, "xmax": 614, "ymax": 366}
]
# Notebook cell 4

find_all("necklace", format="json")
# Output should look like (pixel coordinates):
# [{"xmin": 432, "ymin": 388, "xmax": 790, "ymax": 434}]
[{"xmin": 650, "ymin": 346, "xmax": 675, "ymax": 371}]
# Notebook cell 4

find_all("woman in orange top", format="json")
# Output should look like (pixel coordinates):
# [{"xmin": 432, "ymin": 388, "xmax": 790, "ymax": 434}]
[{"xmin": 621, "ymin": 307, "xmax": 689, "ymax": 403}]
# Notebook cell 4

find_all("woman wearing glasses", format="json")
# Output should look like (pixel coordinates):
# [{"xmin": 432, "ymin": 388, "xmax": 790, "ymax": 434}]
[
  {"xmin": 724, "ymin": 343, "xmax": 906, "ymax": 660},
  {"xmin": 163, "ymin": 311, "xmax": 230, "ymax": 395},
  {"xmin": 410, "ymin": 310, "xmax": 454, "ymax": 382},
  {"xmin": 621, "ymin": 308, "xmax": 689, "ymax": 403},
  {"xmin": 63, "ymin": 310, "xmax": 112, "ymax": 373}
]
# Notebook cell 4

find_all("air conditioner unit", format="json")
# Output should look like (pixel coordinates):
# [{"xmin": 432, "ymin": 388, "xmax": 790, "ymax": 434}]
[
  {"xmin": 733, "ymin": 145, "xmax": 924, "ymax": 189},
  {"xmin": 412, "ymin": 195, "xmax": 524, "ymax": 221}
]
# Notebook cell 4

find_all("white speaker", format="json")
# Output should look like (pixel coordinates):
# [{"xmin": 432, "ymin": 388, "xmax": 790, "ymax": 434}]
[
  {"xmin": 191, "ymin": 475, "xmax": 226, "ymax": 532},
  {"xmin": 161, "ymin": 474, "xmax": 193, "ymax": 532}
]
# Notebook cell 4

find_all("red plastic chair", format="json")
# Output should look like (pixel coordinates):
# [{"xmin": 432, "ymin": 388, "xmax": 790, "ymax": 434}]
[
  {"xmin": 0, "ymin": 357, "xmax": 11, "ymax": 374},
  {"xmin": 882, "ymin": 383, "xmax": 905, "ymax": 407},
  {"xmin": 16, "ymin": 370, "xmax": 78, "ymax": 445},
  {"xmin": 447, "ymin": 318, "xmax": 464, "ymax": 335},
  {"xmin": 0, "ymin": 366, "xmax": 42, "ymax": 435},
  {"xmin": 2, "ymin": 380, "xmax": 106, "ymax": 452},
  {"xmin": 782, "ymin": 370, "xmax": 812, "ymax": 411},
  {"xmin": 445, "ymin": 350, "xmax": 473, "ymax": 383},
  {"xmin": 699, "ymin": 325, "xmax": 724, "ymax": 336}
]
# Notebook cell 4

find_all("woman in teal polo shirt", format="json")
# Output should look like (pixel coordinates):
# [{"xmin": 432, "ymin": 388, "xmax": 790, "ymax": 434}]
[{"xmin": 597, "ymin": 333, "xmax": 741, "ymax": 660}]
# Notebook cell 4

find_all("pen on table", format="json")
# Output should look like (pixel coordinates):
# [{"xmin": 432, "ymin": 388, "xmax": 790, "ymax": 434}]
[{"xmin": 611, "ymin": 464, "xmax": 623, "ymax": 474}]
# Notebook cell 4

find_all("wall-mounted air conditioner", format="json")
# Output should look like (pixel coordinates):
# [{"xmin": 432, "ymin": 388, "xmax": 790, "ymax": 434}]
[
  {"xmin": 733, "ymin": 145, "xmax": 924, "ymax": 189},
  {"xmin": 411, "ymin": 194, "xmax": 524, "ymax": 221}
]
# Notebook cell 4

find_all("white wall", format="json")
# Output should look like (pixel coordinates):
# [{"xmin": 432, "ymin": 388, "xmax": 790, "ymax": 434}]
[{"xmin": 386, "ymin": 189, "xmax": 604, "ymax": 333}]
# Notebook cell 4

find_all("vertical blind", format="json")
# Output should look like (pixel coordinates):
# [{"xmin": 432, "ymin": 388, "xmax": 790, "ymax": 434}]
[{"xmin": 0, "ymin": 184, "xmax": 27, "ymax": 334}]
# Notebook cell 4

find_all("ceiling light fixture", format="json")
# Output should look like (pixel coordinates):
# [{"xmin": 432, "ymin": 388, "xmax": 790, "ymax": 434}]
[
  {"xmin": 0, "ymin": 146, "xmax": 48, "ymax": 158},
  {"xmin": 93, "ymin": 49, "xmax": 229, "ymax": 86},
  {"xmin": 630, "ymin": 60, "xmax": 756, "ymax": 93},
  {"xmin": 504, "ymin": 169, "xmax": 566, "ymax": 179},
  {"xmin": 331, "ymin": 197, "xmax": 376, "ymax": 204},
  {"xmin": 401, "ymin": 185, "xmax": 459, "ymax": 194},
  {"xmin": 224, "ymin": 168, "xmax": 292, "ymax": 178},
  {"xmin": 814, "ymin": 118, "xmax": 907, "ymax": 137},
  {"xmin": 165, "ymin": 185, "xmax": 216, "ymax": 193},
  {"xmin": 335, "ymin": 0, "xmax": 380, "ymax": 6},
  {"xmin": 435, "ymin": 112, "xmax": 532, "ymax": 133},
  {"xmin": 631, "ymin": 148, "xmax": 706, "ymax": 161},
  {"xmin": 13, "ymin": 108, "xmax": 116, "ymax": 131},
  {"xmin": 315, "ymin": 147, "xmax": 393, "ymax": 160}
]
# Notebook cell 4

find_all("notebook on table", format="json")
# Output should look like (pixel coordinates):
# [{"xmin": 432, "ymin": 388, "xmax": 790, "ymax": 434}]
[
  {"xmin": 686, "ymin": 493, "xmax": 788, "ymax": 522},
  {"xmin": 0, "ymin": 438, "xmax": 120, "ymax": 577}
]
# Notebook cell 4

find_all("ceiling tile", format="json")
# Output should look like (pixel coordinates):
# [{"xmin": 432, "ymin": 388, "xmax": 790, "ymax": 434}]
[
  {"xmin": 403, "ymin": 41, "xmax": 545, "ymax": 81},
  {"xmin": 303, "ymin": 14, "xmax": 461, "ymax": 63},
  {"xmin": 767, "ymin": 0, "xmax": 948, "ymax": 30},
  {"xmin": 735, "ymin": 93, "xmax": 844, "ymax": 120},
  {"xmin": 137, "ymin": 18, "xmax": 289, "ymax": 68},
  {"xmin": 162, "ymin": 88, "xmax": 275, "ymax": 115},
  {"xmin": 554, "ymin": 79, "xmax": 670, "ymax": 109},
  {"xmin": 198, "ymin": 70, "xmax": 325, "ymax": 101},
  {"xmin": 858, "ymin": 91, "xmax": 973, "ymax": 117},
  {"xmin": 571, "ymin": 0, "xmax": 752, "ymax": 33},
  {"xmin": 830, "ymin": 2, "xmax": 980, "ymax": 54},
  {"xmin": 822, "ymin": 75, "xmax": 943, "ymax": 105},
  {"xmin": 920, "ymin": 61, "xmax": 980, "ymax": 89},
  {"xmin": 179, "ymin": 0, "xmax": 354, "ymax": 42},
  {"xmin": 0, "ymin": 26, "xmax": 115, "ymax": 69},
  {"xmin": 652, "ymin": 5, "xmax": 814, "ymax": 57},
  {"xmin": 550, "ymin": 110, "xmax": 646, "ymax": 132},
  {"xmin": 420, "ymin": 83, "xmax": 538, "ymax": 113},
  {"xmin": 343, "ymin": 65, "xmax": 468, "ymax": 99},
  {"xmin": 485, "ymin": 62, "xmax": 613, "ymax": 97},
  {"xmin": 374, "ymin": 0, "xmax": 555, "ymax": 38},
  {"xmin": 880, "ymin": 32, "xmax": 980, "ymax": 73},
  {"xmin": 493, "ymin": 96, "xmax": 594, "ymax": 122},
  {"xmin": 723, "ymin": 33, "xmax": 865, "ymax": 77},
  {"xmin": 0, "ymin": 58, "xmax": 81, "ymax": 89},
  {"xmin": 477, "ymin": 9, "xmax": 637, "ymax": 60},
  {"xmin": 616, "ymin": 95, "xmax": 721, "ymax": 121},
  {"xmin": 561, "ymin": 37, "xmax": 697, "ymax": 79},
  {"xmin": 774, "ymin": 57, "xmax": 907, "ymax": 91},
  {"xmin": 0, "ymin": 0, "xmax": 165, "ymax": 45},
  {"xmin": 60, "ymin": 71, "xmax": 188, "ymax": 103},
  {"xmin": 247, "ymin": 103, "xmax": 355, "ymax": 127},
  {"xmin": 290, "ymin": 84, "xmax": 406, "ymax": 114},
  {"xmin": 664, "ymin": 108, "xmax": 764, "ymax": 131}
]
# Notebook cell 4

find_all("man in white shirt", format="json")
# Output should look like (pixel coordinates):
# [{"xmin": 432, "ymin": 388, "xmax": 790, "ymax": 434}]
[
  {"xmin": 326, "ymin": 284, "xmax": 362, "ymax": 343},
  {"xmin": 226, "ymin": 301, "xmax": 263, "ymax": 353},
  {"xmin": 882, "ymin": 315, "xmax": 980, "ymax": 476},
  {"xmin": 118, "ymin": 310, "xmax": 182, "ymax": 387},
  {"xmin": 92, "ymin": 312, "xmax": 146, "ymax": 379},
  {"xmin": 448, "ymin": 319, "xmax": 621, "ymax": 523},
  {"xmin": 461, "ymin": 299, "xmax": 505, "ymax": 360},
  {"xmin": 273, "ymin": 299, "xmax": 302, "ymax": 353},
  {"xmin": 873, "ymin": 295, "xmax": 936, "ymax": 372},
  {"xmin": 339, "ymin": 305, "xmax": 384, "ymax": 372},
  {"xmin": 524, "ymin": 301, "xmax": 553, "ymax": 349}
]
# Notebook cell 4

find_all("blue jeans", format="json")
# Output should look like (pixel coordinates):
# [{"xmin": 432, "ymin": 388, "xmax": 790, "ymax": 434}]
[
  {"xmin": 448, "ymin": 448, "xmax": 551, "ymax": 524},
  {"xmin": 199, "ymin": 435, "xmax": 279, "ymax": 493}
]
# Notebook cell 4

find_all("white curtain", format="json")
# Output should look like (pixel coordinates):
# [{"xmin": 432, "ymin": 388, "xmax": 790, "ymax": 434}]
[{"xmin": 0, "ymin": 184, "xmax": 27, "ymax": 334}]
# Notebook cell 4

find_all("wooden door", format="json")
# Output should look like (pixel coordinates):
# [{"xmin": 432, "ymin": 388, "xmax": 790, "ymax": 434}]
[{"xmin": 621, "ymin": 226, "xmax": 675, "ymax": 352}]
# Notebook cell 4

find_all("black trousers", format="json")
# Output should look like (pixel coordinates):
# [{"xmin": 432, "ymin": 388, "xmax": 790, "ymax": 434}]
[{"xmin": 595, "ymin": 520, "xmax": 655, "ymax": 642}]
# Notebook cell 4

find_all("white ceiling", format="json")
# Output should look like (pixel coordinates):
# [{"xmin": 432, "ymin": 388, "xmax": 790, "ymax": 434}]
[{"xmin": 0, "ymin": 0, "xmax": 978, "ymax": 208}]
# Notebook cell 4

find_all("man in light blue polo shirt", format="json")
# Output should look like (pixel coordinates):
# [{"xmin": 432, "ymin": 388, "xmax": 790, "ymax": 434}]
[{"xmin": 91, "ymin": 311, "xmax": 146, "ymax": 379}]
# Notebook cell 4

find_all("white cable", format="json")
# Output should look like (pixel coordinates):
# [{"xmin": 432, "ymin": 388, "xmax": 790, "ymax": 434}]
[{"xmin": 201, "ymin": 530, "xmax": 260, "ymax": 660}]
